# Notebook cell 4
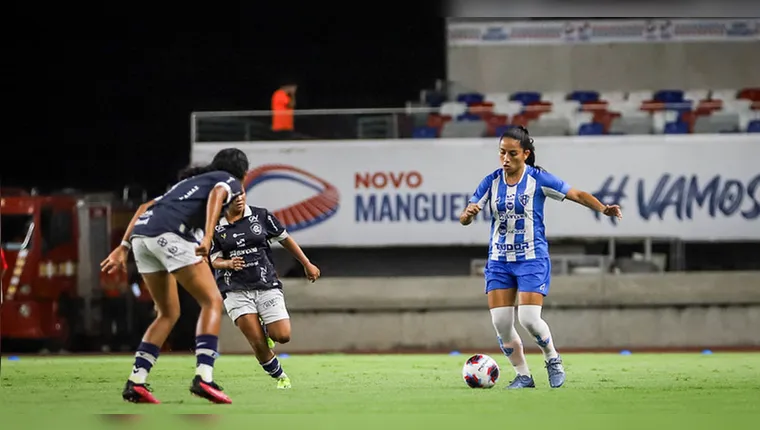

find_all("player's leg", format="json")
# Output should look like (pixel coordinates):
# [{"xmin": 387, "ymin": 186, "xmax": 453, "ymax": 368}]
[
  {"xmin": 122, "ymin": 237, "xmax": 180, "ymax": 404},
  {"xmin": 257, "ymin": 289, "xmax": 292, "ymax": 389},
  {"xmin": 164, "ymin": 234, "xmax": 231, "ymax": 404},
  {"xmin": 515, "ymin": 258, "xmax": 565, "ymax": 388},
  {"xmin": 485, "ymin": 264, "xmax": 535, "ymax": 389},
  {"xmin": 223, "ymin": 290, "xmax": 291, "ymax": 389}
]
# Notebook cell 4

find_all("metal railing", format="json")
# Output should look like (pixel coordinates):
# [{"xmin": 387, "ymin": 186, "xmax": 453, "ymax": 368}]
[{"xmin": 191, "ymin": 99, "xmax": 751, "ymax": 143}]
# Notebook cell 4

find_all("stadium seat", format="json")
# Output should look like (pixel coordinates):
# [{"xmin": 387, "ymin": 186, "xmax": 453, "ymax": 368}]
[
  {"xmin": 541, "ymin": 91, "xmax": 568, "ymax": 104},
  {"xmin": 577, "ymin": 122, "xmax": 605, "ymax": 135},
  {"xmin": 710, "ymin": 89, "xmax": 737, "ymax": 102},
  {"xmin": 608, "ymin": 113, "xmax": 652, "ymax": 135},
  {"xmin": 467, "ymin": 102, "xmax": 494, "ymax": 117},
  {"xmin": 440, "ymin": 120, "xmax": 487, "ymax": 138},
  {"xmin": 653, "ymin": 110, "xmax": 681, "ymax": 133},
  {"xmin": 599, "ymin": 91, "xmax": 625, "ymax": 103},
  {"xmin": 739, "ymin": 110, "xmax": 760, "ymax": 131},
  {"xmin": 568, "ymin": 90, "xmax": 599, "ymax": 104},
  {"xmin": 747, "ymin": 120, "xmax": 760, "ymax": 133},
  {"xmin": 510, "ymin": 91, "xmax": 542, "ymax": 105},
  {"xmin": 693, "ymin": 112, "xmax": 740, "ymax": 134},
  {"xmin": 457, "ymin": 92, "xmax": 485, "ymax": 105},
  {"xmin": 571, "ymin": 112, "xmax": 595, "ymax": 134},
  {"xmin": 663, "ymin": 121, "xmax": 689, "ymax": 134},
  {"xmin": 684, "ymin": 89, "xmax": 710, "ymax": 104},
  {"xmin": 523, "ymin": 101, "xmax": 552, "ymax": 119},
  {"xmin": 412, "ymin": 126, "xmax": 438, "ymax": 138},
  {"xmin": 738, "ymin": 87, "xmax": 760, "ymax": 101},
  {"xmin": 552, "ymin": 100, "xmax": 582, "ymax": 115},
  {"xmin": 457, "ymin": 112, "xmax": 482, "ymax": 122},
  {"xmin": 439, "ymin": 101, "xmax": 468, "ymax": 118},
  {"xmin": 484, "ymin": 92, "xmax": 510, "ymax": 104},
  {"xmin": 528, "ymin": 112, "xmax": 571, "ymax": 136},
  {"xmin": 492, "ymin": 100, "xmax": 523, "ymax": 117},
  {"xmin": 627, "ymin": 90, "xmax": 654, "ymax": 105},
  {"xmin": 485, "ymin": 114, "xmax": 509, "ymax": 136},
  {"xmin": 653, "ymin": 90, "xmax": 684, "ymax": 104}
]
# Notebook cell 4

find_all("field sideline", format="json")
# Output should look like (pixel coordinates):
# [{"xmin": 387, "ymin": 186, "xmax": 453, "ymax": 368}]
[{"xmin": 1, "ymin": 352, "xmax": 758, "ymax": 428}]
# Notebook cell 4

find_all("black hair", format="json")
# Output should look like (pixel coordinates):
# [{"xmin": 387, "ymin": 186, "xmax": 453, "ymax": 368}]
[
  {"xmin": 500, "ymin": 125, "xmax": 542, "ymax": 171},
  {"xmin": 178, "ymin": 148, "xmax": 250, "ymax": 181}
]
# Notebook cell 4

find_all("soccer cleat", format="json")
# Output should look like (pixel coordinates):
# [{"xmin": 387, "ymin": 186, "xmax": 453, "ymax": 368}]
[
  {"xmin": 276, "ymin": 376, "xmax": 292, "ymax": 389},
  {"xmin": 189, "ymin": 375, "xmax": 232, "ymax": 404},
  {"xmin": 122, "ymin": 380, "xmax": 160, "ymax": 404},
  {"xmin": 545, "ymin": 356, "xmax": 566, "ymax": 388},
  {"xmin": 506, "ymin": 374, "xmax": 536, "ymax": 389}
]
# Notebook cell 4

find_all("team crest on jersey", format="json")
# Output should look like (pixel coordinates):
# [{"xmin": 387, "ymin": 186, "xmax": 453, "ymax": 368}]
[
  {"xmin": 506, "ymin": 200, "xmax": 514, "ymax": 210},
  {"xmin": 251, "ymin": 223, "xmax": 262, "ymax": 235},
  {"xmin": 498, "ymin": 211, "xmax": 507, "ymax": 222},
  {"xmin": 519, "ymin": 194, "xmax": 531, "ymax": 205},
  {"xmin": 498, "ymin": 223, "xmax": 507, "ymax": 236},
  {"xmin": 215, "ymin": 225, "xmax": 225, "ymax": 233}
]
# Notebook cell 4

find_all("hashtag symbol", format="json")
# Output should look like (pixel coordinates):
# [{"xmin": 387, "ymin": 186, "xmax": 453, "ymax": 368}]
[{"xmin": 591, "ymin": 175, "xmax": 628, "ymax": 225}]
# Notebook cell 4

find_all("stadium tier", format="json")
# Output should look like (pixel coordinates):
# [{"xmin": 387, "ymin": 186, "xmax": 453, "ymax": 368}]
[{"xmin": 412, "ymin": 87, "xmax": 760, "ymax": 138}]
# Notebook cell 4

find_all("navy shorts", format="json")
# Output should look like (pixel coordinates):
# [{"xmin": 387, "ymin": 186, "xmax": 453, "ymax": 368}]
[{"xmin": 484, "ymin": 258, "xmax": 552, "ymax": 296}]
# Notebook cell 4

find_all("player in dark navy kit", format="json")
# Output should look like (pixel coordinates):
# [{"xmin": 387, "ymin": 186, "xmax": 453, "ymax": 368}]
[
  {"xmin": 210, "ymin": 188, "xmax": 320, "ymax": 390},
  {"xmin": 100, "ymin": 148, "xmax": 249, "ymax": 405}
]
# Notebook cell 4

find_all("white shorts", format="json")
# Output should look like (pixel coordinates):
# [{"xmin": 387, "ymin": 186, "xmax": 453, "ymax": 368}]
[
  {"xmin": 223, "ymin": 289, "xmax": 290, "ymax": 325},
  {"xmin": 132, "ymin": 232, "xmax": 203, "ymax": 274}
]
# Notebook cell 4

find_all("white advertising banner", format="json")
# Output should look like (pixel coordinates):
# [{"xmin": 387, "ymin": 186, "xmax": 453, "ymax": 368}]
[
  {"xmin": 193, "ymin": 135, "xmax": 760, "ymax": 247},
  {"xmin": 447, "ymin": 19, "xmax": 760, "ymax": 46}
]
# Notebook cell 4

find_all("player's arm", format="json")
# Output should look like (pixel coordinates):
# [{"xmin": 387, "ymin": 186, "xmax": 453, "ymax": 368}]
[
  {"xmin": 208, "ymin": 235, "xmax": 243, "ymax": 270},
  {"xmin": 543, "ymin": 171, "xmax": 622, "ymax": 219},
  {"xmin": 266, "ymin": 210, "xmax": 320, "ymax": 282},
  {"xmin": 460, "ymin": 174, "xmax": 493, "ymax": 226},
  {"xmin": 566, "ymin": 188, "xmax": 622, "ymax": 219},
  {"xmin": 119, "ymin": 199, "xmax": 157, "ymax": 250}
]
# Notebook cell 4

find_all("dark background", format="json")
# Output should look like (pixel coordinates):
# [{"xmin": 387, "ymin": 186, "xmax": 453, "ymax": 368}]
[{"xmin": 4, "ymin": 4, "xmax": 446, "ymax": 197}]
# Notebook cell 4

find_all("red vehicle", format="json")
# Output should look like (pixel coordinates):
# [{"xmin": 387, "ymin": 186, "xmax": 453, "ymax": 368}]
[{"xmin": 1, "ymin": 187, "xmax": 138, "ymax": 351}]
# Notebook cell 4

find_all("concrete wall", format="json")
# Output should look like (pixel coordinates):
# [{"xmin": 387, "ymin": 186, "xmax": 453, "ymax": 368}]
[
  {"xmin": 219, "ymin": 272, "xmax": 760, "ymax": 354},
  {"xmin": 447, "ymin": 42, "xmax": 760, "ymax": 93}
]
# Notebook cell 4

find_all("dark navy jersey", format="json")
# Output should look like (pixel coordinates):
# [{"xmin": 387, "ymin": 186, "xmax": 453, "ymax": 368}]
[
  {"xmin": 132, "ymin": 170, "xmax": 243, "ymax": 242},
  {"xmin": 210, "ymin": 205, "xmax": 289, "ymax": 293}
]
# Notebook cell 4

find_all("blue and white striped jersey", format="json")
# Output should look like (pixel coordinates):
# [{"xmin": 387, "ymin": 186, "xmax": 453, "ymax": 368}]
[{"xmin": 469, "ymin": 166, "xmax": 571, "ymax": 262}]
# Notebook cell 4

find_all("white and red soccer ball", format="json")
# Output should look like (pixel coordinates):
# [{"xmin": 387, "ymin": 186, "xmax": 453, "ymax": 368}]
[{"xmin": 462, "ymin": 354, "xmax": 500, "ymax": 388}]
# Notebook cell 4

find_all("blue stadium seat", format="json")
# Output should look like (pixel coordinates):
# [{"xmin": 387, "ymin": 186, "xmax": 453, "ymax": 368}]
[
  {"xmin": 568, "ymin": 91, "xmax": 599, "ymax": 104},
  {"xmin": 663, "ymin": 121, "xmax": 689, "ymax": 134},
  {"xmin": 747, "ymin": 120, "xmax": 760, "ymax": 133},
  {"xmin": 653, "ymin": 90, "xmax": 684, "ymax": 103},
  {"xmin": 577, "ymin": 122, "xmax": 604, "ymax": 135},
  {"xmin": 510, "ymin": 92, "xmax": 542, "ymax": 105},
  {"xmin": 412, "ymin": 126, "xmax": 438, "ymax": 138},
  {"xmin": 456, "ymin": 92, "xmax": 485, "ymax": 105},
  {"xmin": 457, "ymin": 112, "xmax": 481, "ymax": 122}
]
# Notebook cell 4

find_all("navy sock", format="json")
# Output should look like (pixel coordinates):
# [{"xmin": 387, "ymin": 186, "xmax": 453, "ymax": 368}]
[
  {"xmin": 195, "ymin": 334, "xmax": 219, "ymax": 382},
  {"xmin": 129, "ymin": 342, "xmax": 160, "ymax": 383},
  {"xmin": 262, "ymin": 356, "xmax": 284, "ymax": 378}
]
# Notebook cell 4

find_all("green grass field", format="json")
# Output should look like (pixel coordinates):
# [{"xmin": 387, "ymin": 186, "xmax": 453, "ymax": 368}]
[{"xmin": 1, "ymin": 352, "xmax": 759, "ymax": 428}]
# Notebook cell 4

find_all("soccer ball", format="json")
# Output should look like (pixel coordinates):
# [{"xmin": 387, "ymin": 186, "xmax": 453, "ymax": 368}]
[{"xmin": 462, "ymin": 354, "xmax": 500, "ymax": 388}]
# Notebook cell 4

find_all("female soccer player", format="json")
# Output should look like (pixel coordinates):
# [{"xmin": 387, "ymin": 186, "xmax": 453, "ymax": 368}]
[
  {"xmin": 459, "ymin": 126, "xmax": 622, "ymax": 389},
  {"xmin": 100, "ymin": 148, "xmax": 250, "ymax": 405},
  {"xmin": 210, "ymin": 189, "xmax": 320, "ymax": 390}
]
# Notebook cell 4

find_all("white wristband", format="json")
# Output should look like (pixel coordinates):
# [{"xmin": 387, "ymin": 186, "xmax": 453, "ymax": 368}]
[{"xmin": 120, "ymin": 240, "xmax": 132, "ymax": 250}]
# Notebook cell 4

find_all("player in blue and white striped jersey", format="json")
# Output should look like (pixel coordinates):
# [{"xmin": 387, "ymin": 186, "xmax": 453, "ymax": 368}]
[{"xmin": 460, "ymin": 126, "xmax": 622, "ymax": 389}]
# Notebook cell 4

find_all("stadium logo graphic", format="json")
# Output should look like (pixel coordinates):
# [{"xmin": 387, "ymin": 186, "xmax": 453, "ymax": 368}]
[{"xmin": 244, "ymin": 164, "xmax": 340, "ymax": 232}]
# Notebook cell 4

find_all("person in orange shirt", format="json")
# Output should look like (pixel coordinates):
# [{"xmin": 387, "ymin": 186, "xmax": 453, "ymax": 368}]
[{"xmin": 271, "ymin": 82, "xmax": 297, "ymax": 133}]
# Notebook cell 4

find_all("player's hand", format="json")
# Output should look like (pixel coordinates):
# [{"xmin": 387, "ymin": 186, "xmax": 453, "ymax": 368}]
[
  {"xmin": 603, "ymin": 204, "xmax": 623, "ymax": 220},
  {"xmin": 100, "ymin": 246, "xmax": 128, "ymax": 274},
  {"xmin": 230, "ymin": 256, "xmax": 245, "ymax": 271},
  {"xmin": 464, "ymin": 203, "xmax": 482, "ymax": 218},
  {"xmin": 304, "ymin": 262, "xmax": 321, "ymax": 283},
  {"xmin": 195, "ymin": 236, "xmax": 212, "ymax": 256}
]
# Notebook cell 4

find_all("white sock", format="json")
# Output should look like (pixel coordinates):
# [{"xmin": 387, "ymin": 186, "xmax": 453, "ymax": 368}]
[
  {"xmin": 490, "ymin": 307, "xmax": 531, "ymax": 376},
  {"xmin": 128, "ymin": 366, "xmax": 149, "ymax": 384},
  {"xmin": 518, "ymin": 305, "xmax": 559, "ymax": 360},
  {"xmin": 196, "ymin": 364, "xmax": 214, "ymax": 383}
]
